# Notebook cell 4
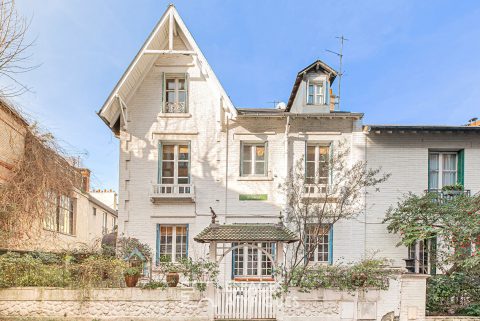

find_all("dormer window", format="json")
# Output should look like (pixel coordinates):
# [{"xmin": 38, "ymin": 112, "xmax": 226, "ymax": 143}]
[
  {"xmin": 163, "ymin": 73, "xmax": 188, "ymax": 113},
  {"xmin": 307, "ymin": 81, "xmax": 325, "ymax": 105}
]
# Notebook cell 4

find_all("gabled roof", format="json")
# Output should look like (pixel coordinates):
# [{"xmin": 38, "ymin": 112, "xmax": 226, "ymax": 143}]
[
  {"xmin": 194, "ymin": 223, "xmax": 299, "ymax": 243},
  {"xmin": 286, "ymin": 60, "xmax": 337, "ymax": 111},
  {"xmin": 97, "ymin": 4, "xmax": 237, "ymax": 134}
]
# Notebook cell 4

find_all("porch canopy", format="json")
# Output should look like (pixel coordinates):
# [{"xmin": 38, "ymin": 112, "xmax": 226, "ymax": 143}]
[{"xmin": 194, "ymin": 223, "xmax": 298, "ymax": 244}]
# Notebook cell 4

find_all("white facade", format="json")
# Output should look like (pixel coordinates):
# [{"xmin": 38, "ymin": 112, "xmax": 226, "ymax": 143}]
[{"xmin": 97, "ymin": 5, "xmax": 480, "ymax": 283}]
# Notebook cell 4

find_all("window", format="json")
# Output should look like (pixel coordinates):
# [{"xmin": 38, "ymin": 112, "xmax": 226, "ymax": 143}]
[
  {"xmin": 305, "ymin": 144, "xmax": 330, "ymax": 193},
  {"xmin": 306, "ymin": 224, "xmax": 331, "ymax": 263},
  {"xmin": 92, "ymin": 207, "xmax": 97, "ymax": 216},
  {"xmin": 112, "ymin": 217, "xmax": 117, "ymax": 231},
  {"xmin": 163, "ymin": 74, "xmax": 188, "ymax": 113},
  {"xmin": 232, "ymin": 242, "xmax": 275, "ymax": 278},
  {"xmin": 102, "ymin": 212, "xmax": 108, "ymax": 234},
  {"xmin": 44, "ymin": 195, "xmax": 75, "ymax": 235},
  {"xmin": 429, "ymin": 152, "xmax": 458, "ymax": 189},
  {"xmin": 160, "ymin": 143, "xmax": 190, "ymax": 191},
  {"xmin": 307, "ymin": 81, "xmax": 325, "ymax": 105},
  {"xmin": 241, "ymin": 142, "xmax": 267, "ymax": 176},
  {"xmin": 408, "ymin": 239, "xmax": 435, "ymax": 274},
  {"xmin": 157, "ymin": 225, "xmax": 188, "ymax": 263}
]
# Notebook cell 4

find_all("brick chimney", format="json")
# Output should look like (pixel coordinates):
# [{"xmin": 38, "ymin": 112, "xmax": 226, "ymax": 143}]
[
  {"xmin": 329, "ymin": 88, "xmax": 336, "ymax": 112},
  {"xmin": 79, "ymin": 168, "xmax": 91, "ymax": 192}
]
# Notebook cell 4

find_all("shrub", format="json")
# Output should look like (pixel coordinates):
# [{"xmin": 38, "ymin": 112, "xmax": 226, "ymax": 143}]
[
  {"xmin": 140, "ymin": 280, "xmax": 168, "ymax": 290},
  {"xmin": 0, "ymin": 252, "xmax": 69, "ymax": 287},
  {"xmin": 427, "ymin": 273, "xmax": 480, "ymax": 316},
  {"xmin": 289, "ymin": 258, "xmax": 395, "ymax": 293},
  {"xmin": 69, "ymin": 255, "xmax": 126, "ymax": 288}
]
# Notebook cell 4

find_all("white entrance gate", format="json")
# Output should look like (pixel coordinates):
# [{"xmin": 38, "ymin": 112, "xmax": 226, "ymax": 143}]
[{"xmin": 215, "ymin": 282, "xmax": 276, "ymax": 320}]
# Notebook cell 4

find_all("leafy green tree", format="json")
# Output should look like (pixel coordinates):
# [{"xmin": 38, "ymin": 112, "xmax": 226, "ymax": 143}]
[{"xmin": 384, "ymin": 192, "xmax": 480, "ymax": 274}]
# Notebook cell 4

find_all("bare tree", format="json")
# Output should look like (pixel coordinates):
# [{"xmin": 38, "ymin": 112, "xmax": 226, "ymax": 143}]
[
  {"xmin": 280, "ymin": 140, "xmax": 389, "ymax": 290},
  {"xmin": 0, "ymin": 0, "xmax": 35, "ymax": 97}
]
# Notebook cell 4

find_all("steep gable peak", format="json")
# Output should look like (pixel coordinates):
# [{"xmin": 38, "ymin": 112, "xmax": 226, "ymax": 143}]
[{"xmin": 98, "ymin": 4, "xmax": 236, "ymax": 135}]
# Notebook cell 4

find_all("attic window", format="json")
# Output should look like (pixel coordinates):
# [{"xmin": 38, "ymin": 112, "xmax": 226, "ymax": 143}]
[
  {"xmin": 163, "ymin": 73, "xmax": 188, "ymax": 113},
  {"xmin": 307, "ymin": 81, "xmax": 325, "ymax": 105}
]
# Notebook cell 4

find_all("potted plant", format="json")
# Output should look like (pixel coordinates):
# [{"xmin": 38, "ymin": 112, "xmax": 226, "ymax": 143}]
[
  {"xmin": 166, "ymin": 265, "xmax": 181, "ymax": 287},
  {"xmin": 124, "ymin": 267, "xmax": 141, "ymax": 287}
]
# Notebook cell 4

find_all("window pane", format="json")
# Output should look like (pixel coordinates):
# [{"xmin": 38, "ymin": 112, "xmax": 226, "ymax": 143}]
[
  {"xmin": 166, "ymin": 79, "xmax": 176, "ymax": 90},
  {"xmin": 178, "ymin": 91, "xmax": 186, "ymax": 103},
  {"xmin": 162, "ymin": 145, "xmax": 175, "ymax": 160},
  {"xmin": 442, "ymin": 172, "xmax": 456, "ymax": 186},
  {"xmin": 429, "ymin": 154, "xmax": 439, "ymax": 170},
  {"xmin": 242, "ymin": 161, "xmax": 252, "ymax": 175},
  {"xmin": 166, "ymin": 91, "xmax": 176, "ymax": 102},
  {"xmin": 162, "ymin": 161, "xmax": 174, "ymax": 176},
  {"xmin": 306, "ymin": 162, "xmax": 315, "ymax": 178},
  {"xmin": 308, "ymin": 84, "xmax": 314, "ymax": 95},
  {"xmin": 178, "ymin": 145, "xmax": 189, "ymax": 160},
  {"xmin": 443, "ymin": 154, "xmax": 456, "ymax": 171},
  {"xmin": 243, "ymin": 145, "xmax": 252, "ymax": 160},
  {"xmin": 255, "ymin": 161, "xmax": 265, "ymax": 175},
  {"xmin": 307, "ymin": 146, "xmax": 315, "ymax": 161},
  {"xmin": 255, "ymin": 145, "xmax": 265, "ymax": 161},
  {"xmin": 178, "ymin": 78, "xmax": 185, "ymax": 90},
  {"xmin": 178, "ymin": 162, "xmax": 189, "ymax": 177}
]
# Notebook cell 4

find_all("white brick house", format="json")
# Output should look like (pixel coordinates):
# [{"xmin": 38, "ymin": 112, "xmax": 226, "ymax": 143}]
[{"xmin": 97, "ymin": 4, "xmax": 480, "ymax": 286}]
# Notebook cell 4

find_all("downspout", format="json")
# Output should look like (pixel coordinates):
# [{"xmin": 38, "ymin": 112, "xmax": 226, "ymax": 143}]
[
  {"xmin": 284, "ymin": 115, "xmax": 291, "ymax": 213},
  {"xmin": 363, "ymin": 130, "xmax": 368, "ymax": 257},
  {"xmin": 224, "ymin": 115, "xmax": 230, "ymax": 222}
]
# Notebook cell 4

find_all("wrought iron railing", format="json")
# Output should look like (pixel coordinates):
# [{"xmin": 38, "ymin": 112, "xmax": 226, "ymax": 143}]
[
  {"xmin": 164, "ymin": 101, "xmax": 187, "ymax": 113},
  {"xmin": 425, "ymin": 189, "xmax": 471, "ymax": 202}
]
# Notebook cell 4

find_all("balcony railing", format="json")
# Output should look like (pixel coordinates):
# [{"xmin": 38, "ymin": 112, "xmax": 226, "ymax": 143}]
[
  {"xmin": 425, "ymin": 189, "xmax": 471, "ymax": 202},
  {"xmin": 164, "ymin": 101, "xmax": 187, "ymax": 113},
  {"xmin": 151, "ymin": 184, "xmax": 195, "ymax": 202}
]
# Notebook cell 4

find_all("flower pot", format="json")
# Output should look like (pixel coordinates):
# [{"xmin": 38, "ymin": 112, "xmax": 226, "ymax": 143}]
[
  {"xmin": 166, "ymin": 272, "xmax": 179, "ymax": 287},
  {"xmin": 125, "ymin": 275, "xmax": 139, "ymax": 287}
]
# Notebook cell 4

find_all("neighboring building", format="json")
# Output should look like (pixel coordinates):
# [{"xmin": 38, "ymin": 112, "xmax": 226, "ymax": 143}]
[
  {"xmin": 0, "ymin": 99, "xmax": 28, "ymax": 183},
  {"xmin": 363, "ymin": 125, "xmax": 480, "ymax": 274},
  {"xmin": 0, "ymin": 99, "xmax": 117, "ymax": 252},
  {"xmin": 90, "ymin": 189, "xmax": 118, "ymax": 211},
  {"xmin": 97, "ymin": 3, "xmax": 480, "ymax": 288}
]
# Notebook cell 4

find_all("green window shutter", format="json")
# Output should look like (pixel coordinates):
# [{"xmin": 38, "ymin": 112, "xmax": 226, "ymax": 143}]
[
  {"xmin": 158, "ymin": 142, "xmax": 163, "ymax": 184},
  {"xmin": 427, "ymin": 152, "xmax": 430, "ymax": 190},
  {"xmin": 430, "ymin": 236, "xmax": 437, "ymax": 275},
  {"xmin": 184, "ymin": 72, "xmax": 189, "ymax": 113},
  {"xmin": 457, "ymin": 149, "xmax": 464, "ymax": 186},
  {"xmin": 161, "ymin": 72, "xmax": 166, "ymax": 112}
]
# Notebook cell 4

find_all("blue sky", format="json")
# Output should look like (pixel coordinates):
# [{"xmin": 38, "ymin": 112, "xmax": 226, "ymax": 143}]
[{"xmin": 13, "ymin": 1, "xmax": 480, "ymax": 191}]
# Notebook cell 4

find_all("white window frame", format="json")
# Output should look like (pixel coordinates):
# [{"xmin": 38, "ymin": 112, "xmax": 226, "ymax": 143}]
[
  {"xmin": 306, "ymin": 224, "xmax": 331, "ymax": 263},
  {"xmin": 240, "ymin": 142, "xmax": 268, "ymax": 177},
  {"xmin": 163, "ymin": 73, "xmax": 188, "ymax": 113},
  {"xmin": 44, "ymin": 194, "xmax": 75, "ymax": 236},
  {"xmin": 160, "ymin": 142, "xmax": 191, "ymax": 185},
  {"xmin": 158, "ymin": 225, "xmax": 188, "ymax": 263},
  {"xmin": 307, "ymin": 80, "xmax": 326, "ymax": 105},
  {"xmin": 102, "ymin": 212, "xmax": 108, "ymax": 234},
  {"xmin": 429, "ymin": 152, "xmax": 457, "ymax": 189},
  {"xmin": 305, "ymin": 143, "xmax": 330, "ymax": 194},
  {"xmin": 232, "ymin": 242, "xmax": 275, "ymax": 278},
  {"xmin": 408, "ymin": 239, "xmax": 432, "ymax": 274}
]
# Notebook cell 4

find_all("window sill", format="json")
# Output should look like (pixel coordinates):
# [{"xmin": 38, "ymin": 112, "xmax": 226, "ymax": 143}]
[
  {"xmin": 43, "ymin": 228, "xmax": 76, "ymax": 237},
  {"xmin": 237, "ymin": 176, "xmax": 273, "ymax": 181},
  {"xmin": 158, "ymin": 113, "xmax": 192, "ymax": 118}
]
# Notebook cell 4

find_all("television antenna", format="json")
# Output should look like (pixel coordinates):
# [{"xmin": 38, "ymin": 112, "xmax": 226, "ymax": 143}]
[{"xmin": 326, "ymin": 35, "xmax": 348, "ymax": 111}]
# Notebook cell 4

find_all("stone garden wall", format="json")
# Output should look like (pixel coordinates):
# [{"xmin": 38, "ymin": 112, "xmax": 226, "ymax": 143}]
[
  {"xmin": 0, "ymin": 287, "xmax": 209, "ymax": 321},
  {"xmin": 0, "ymin": 274, "xmax": 429, "ymax": 321}
]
